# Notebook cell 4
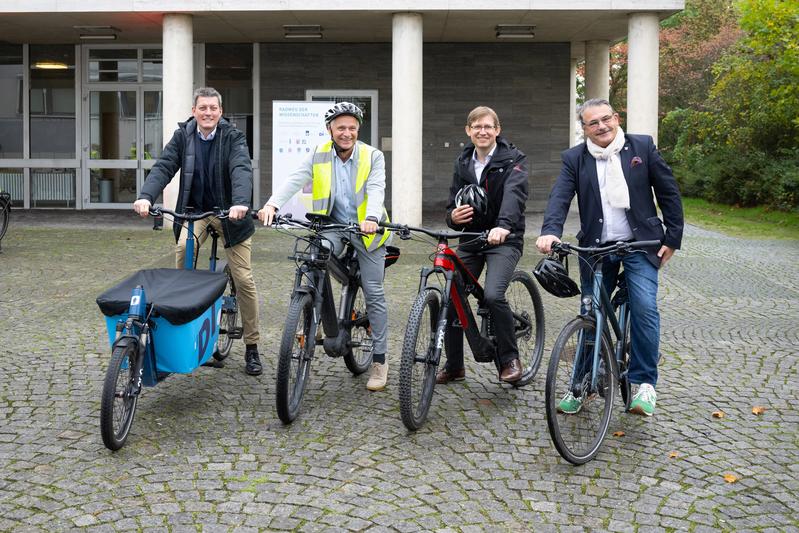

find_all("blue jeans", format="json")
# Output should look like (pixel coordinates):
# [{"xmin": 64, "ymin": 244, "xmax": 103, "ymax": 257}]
[{"xmin": 580, "ymin": 252, "xmax": 661, "ymax": 387}]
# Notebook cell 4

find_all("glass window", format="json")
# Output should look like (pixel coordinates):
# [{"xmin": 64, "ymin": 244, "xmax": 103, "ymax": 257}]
[
  {"xmin": 30, "ymin": 45, "xmax": 76, "ymax": 159},
  {"xmin": 31, "ymin": 168, "xmax": 75, "ymax": 207},
  {"xmin": 89, "ymin": 91, "xmax": 137, "ymax": 160},
  {"xmin": 0, "ymin": 168, "xmax": 23, "ymax": 206},
  {"xmin": 0, "ymin": 44, "xmax": 23, "ymax": 158},
  {"xmin": 205, "ymin": 44, "xmax": 253, "ymax": 158},
  {"xmin": 88, "ymin": 49, "xmax": 137, "ymax": 82},
  {"xmin": 142, "ymin": 49, "xmax": 162, "ymax": 82}
]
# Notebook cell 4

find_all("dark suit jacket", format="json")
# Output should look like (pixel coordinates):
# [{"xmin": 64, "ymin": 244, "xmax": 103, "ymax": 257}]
[{"xmin": 541, "ymin": 133, "xmax": 683, "ymax": 268}]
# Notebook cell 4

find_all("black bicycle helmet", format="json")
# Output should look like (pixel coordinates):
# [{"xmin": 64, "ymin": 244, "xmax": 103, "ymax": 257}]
[
  {"xmin": 324, "ymin": 102, "xmax": 364, "ymax": 126},
  {"xmin": 455, "ymin": 184, "xmax": 490, "ymax": 221},
  {"xmin": 533, "ymin": 256, "xmax": 580, "ymax": 298}
]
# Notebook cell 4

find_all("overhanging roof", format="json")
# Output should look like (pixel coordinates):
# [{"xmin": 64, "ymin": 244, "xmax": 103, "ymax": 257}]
[{"xmin": 0, "ymin": 4, "xmax": 684, "ymax": 49}]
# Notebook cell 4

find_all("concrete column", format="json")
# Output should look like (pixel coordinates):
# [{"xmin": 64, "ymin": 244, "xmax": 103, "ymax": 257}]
[
  {"xmin": 584, "ymin": 40, "xmax": 610, "ymax": 101},
  {"xmin": 627, "ymin": 12, "xmax": 660, "ymax": 143},
  {"xmin": 391, "ymin": 12, "xmax": 423, "ymax": 225},
  {"xmin": 161, "ymin": 14, "xmax": 193, "ymax": 216}
]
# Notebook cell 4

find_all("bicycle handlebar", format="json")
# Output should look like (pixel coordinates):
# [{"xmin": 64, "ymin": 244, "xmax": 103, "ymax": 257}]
[
  {"xmin": 553, "ymin": 240, "xmax": 662, "ymax": 256},
  {"xmin": 149, "ymin": 206, "xmax": 261, "ymax": 221},
  {"xmin": 273, "ymin": 213, "xmax": 361, "ymax": 233},
  {"xmin": 380, "ymin": 221, "xmax": 485, "ymax": 240}
]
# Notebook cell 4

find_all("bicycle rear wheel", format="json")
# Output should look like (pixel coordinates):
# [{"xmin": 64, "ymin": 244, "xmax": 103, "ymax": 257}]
[
  {"xmin": 215, "ymin": 264, "xmax": 238, "ymax": 361},
  {"xmin": 343, "ymin": 284, "xmax": 373, "ymax": 375},
  {"xmin": 507, "ymin": 270, "xmax": 545, "ymax": 387},
  {"xmin": 545, "ymin": 317, "xmax": 615, "ymax": 464},
  {"xmin": 100, "ymin": 343, "xmax": 141, "ymax": 451},
  {"xmin": 0, "ymin": 198, "xmax": 9, "ymax": 244},
  {"xmin": 399, "ymin": 289, "xmax": 441, "ymax": 431},
  {"xmin": 276, "ymin": 292, "xmax": 314, "ymax": 424}
]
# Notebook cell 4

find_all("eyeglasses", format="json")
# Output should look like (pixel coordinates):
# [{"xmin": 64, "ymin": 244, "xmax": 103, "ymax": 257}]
[
  {"xmin": 583, "ymin": 115, "xmax": 616, "ymax": 130},
  {"xmin": 470, "ymin": 124, "xmax": 497, "ymax": 131}
]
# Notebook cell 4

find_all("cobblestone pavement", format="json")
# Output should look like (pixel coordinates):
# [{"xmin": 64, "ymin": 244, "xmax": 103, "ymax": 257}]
[{"xmin": 1, "ymin": 210, "xmax": 798, "ymax": 532}]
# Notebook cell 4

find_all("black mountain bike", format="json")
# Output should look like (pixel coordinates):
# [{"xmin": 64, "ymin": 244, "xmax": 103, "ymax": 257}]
[
  {"xmin": 272, "ymin": 213, "xmax": 399, "ymax": 424},
  {"xmin": 543, "ymin": 240, "xmax": 660, "ymax": 464},
  {"xmin": 382, "ymin": 222, "xmax": 545, "ymax": 431}
]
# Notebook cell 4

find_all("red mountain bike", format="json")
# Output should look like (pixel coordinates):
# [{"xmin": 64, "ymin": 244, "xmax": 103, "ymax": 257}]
[{"xmin": 382, "ymin": 222, "xmax": 545, "ymax": 430}]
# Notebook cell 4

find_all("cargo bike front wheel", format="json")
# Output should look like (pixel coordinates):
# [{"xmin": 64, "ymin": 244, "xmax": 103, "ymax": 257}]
[{"xmin": 100, "ymin": 343, "xmax": 142, "ymax": 451}]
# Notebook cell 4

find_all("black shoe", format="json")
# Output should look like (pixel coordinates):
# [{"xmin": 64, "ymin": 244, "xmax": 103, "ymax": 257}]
[{"xmin": 245, "ymin": 348, "xmax": 263, "ymax": 376}]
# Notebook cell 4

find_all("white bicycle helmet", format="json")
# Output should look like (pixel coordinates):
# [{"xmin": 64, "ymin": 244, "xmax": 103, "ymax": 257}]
[{"xmin": 324, "ymin": 102, "xmax": 364, "ymax": 126}]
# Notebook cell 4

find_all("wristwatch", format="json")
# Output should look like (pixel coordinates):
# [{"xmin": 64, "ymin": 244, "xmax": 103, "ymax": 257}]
[{"xmin": 365, "ymin": 216, "xmax": 379, "ymax": 222}]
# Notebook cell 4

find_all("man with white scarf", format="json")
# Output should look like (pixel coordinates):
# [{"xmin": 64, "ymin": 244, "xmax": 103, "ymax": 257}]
[{"xmin": 536, "ymin": 98, "xmax": 684, "ymax": 417}]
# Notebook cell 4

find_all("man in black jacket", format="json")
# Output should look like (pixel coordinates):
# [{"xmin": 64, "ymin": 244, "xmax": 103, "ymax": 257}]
[
  {"xmin": 437, "ymin": 106, "xmax": 529, "ymax": 384},
  {"xmin": 132, "ymin": 87, "xmax": 262, "ymax": 376},
  {"xmin": 536, "ymin": 98, "xmax": 683, "ymax": 416}
]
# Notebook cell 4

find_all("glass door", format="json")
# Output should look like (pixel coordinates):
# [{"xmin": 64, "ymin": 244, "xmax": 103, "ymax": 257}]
[
  {"xmin": 85, "ymin": 89, "xmax": 138, "ymax": 205},
  {"xmin": 81, "ymin": 46, "xmax": 162, "ymax": 208}
]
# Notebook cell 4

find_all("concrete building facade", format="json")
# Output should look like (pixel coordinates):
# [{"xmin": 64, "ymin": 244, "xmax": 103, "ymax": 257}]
[{"xmin": 0, "ymin": 1, "xmax": 683, "ymax": 223}]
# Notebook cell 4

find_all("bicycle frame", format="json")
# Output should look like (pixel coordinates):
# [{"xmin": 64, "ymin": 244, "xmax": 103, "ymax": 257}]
[
  {"xmin": 284, "ymin": 221, "xmax": 362, "ymax": 347},
  {"xmin": 419, "ymin": 237, "xmax": 498, "ymax": 365},
  {"xmin": 573, "ymin": 262, "xmax": 630, "ymax": 395}
]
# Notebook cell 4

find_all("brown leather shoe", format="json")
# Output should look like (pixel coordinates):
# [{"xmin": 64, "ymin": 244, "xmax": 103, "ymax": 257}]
[
  {"xmin": 499, "ymin": 358, "xmax": 522, "ymax": 383},
  {"xmin": 436, "ymin": 367, "xmax": 465, "ymax": 384}
]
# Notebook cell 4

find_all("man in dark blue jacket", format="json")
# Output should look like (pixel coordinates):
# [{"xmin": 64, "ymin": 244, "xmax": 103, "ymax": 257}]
[
  {"xmin": 133, "ymin": 87, "xmax": 262, "ymax": 376},
  {"xmin": 437, "ymin": 106, "xmax": 529, "ymax": 384},
  {"xmin": 537, "ymin": 98, "xmax": 683, "ymax": 416}
]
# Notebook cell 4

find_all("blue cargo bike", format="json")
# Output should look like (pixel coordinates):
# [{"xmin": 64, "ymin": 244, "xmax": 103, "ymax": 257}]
[{"xmin": 96, "ymin": 207, "xmax": 243, "ymax": 450}]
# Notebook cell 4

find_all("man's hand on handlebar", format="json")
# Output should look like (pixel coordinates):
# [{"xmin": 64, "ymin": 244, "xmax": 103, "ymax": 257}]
[
  {"xmin": 360, "ymin": 219, "xmax": 378, "ymax": 235},
  {"xmin": 487, "ymin": 227, "xmax": 510, "ymax": 245},
  {"xmin": 133, "ymin": 199, "xmax": 152, "ymax": 217},
  {"xmin": 536, "ymin": 234, "xmax": 562, "ymax": 254},
  {"xmin": 258, "ymin": 204, "xmax": 278, "ymax": 226},
  {"xmin": 228, "ymin": 205, "xmax": 248, "ymax": 220}
]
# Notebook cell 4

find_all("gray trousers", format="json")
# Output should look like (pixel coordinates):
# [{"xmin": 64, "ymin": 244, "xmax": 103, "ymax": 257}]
[{"xmin": 323, "ymin": 231, "xmax": 388, "ymax": 355}]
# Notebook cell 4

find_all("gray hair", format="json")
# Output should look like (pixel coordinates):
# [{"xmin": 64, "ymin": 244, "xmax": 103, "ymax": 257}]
[
  {"xmin": 577, "ymin": 98, "xmax": 614, "ymax": 125},
  {"xmin": 193, "ymin": 87, "xmax": 222, "ymax": 107}
]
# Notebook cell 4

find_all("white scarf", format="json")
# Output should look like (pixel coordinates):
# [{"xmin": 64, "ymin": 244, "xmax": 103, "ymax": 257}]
[{"xmin": 586, "ymin": 127, "xmax": 629, "ymax": 209}]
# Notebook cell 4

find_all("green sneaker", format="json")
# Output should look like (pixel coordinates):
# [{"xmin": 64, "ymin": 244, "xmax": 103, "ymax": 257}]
[
  {"xmin": 557, "ymin": 391, "xmax": 583, "ymax": 414},
  {"xmin": 629, "ymin": 383, "xmax": 657, "ymax": 416}
]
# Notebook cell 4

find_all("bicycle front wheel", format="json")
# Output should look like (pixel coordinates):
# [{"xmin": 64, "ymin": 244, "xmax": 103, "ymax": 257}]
[
  {"xmin": 399, "ymin": 289, "xmax": 441, "ymax": 431},
  {"xmin": 545, "ymin": 317, "xmax": 615, "ymax": 465},
  {"xmin": 215, "ymin": 264, "xmax": 238, "ymax": 361},
  {"xmin": 343, "ymin": 284, "xmax": 373, "ymax": 375},
  {"xmin": 276, "ymin": 292, "xmax": 315, "ymax": 424},
  {"xmin": 507, "ymin": 270, "xmax": 545, "ymax": 387},
  {"xmin": 100, "ymin": 343, "xmax": 141, "ymax": 451}
]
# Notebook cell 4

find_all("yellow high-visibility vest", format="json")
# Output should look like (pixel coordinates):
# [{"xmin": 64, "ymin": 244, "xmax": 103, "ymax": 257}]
[{"xmin": 310, "ymin": 140, "xmax": 390, "ymax": 251}]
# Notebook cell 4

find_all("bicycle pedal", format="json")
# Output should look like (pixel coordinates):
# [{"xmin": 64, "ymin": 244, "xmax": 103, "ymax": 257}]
[
  {"xmin": 222, "ymin": 327, "xmax": 243, "ymax": 339},
  {"xmin": 202, "ymin": 360, "xmax": 225, "ymax": 369}
]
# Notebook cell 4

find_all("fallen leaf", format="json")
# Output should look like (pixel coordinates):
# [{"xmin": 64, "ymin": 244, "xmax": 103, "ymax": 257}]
[
  {"xmin": 751, "ymin": 406, "xmax": 766, "ymax": 415},
  {"xmin": 723, "ymin": 474, "xmax": 739, "ymax": 483},
  {"xmin": 612, "ymin": 431, "xmax": 625, "ymax": 437},
  {"xmin": 669, "ymin": 451, "xmax": 679, "ymax": 458},
  {"xmin": 712, "ymin": 410, "xmax": 725, "ymax": 419}
]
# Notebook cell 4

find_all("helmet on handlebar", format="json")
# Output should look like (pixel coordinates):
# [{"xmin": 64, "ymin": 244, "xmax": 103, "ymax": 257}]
[
  {"xmin": 533, "ymin": 256, "xmax": 580, "ymax": 298},
  {"xmin": 455, "ymin": 184, "xmax": 490, "ymax": 222},
  {"xmin": 324, "ymin": 102, "xmax": 364, "ymax": 126}
]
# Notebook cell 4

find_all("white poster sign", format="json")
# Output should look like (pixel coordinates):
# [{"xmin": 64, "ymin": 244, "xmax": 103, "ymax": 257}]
[{"xmin": 271, "ymin": 101, "xmax": 333, "ymax": 220}]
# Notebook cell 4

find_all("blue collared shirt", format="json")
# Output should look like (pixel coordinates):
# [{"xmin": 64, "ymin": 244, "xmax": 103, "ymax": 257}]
[{"xmin": 329, "ymin": 149, "xmax": 359, "ymax": 224}]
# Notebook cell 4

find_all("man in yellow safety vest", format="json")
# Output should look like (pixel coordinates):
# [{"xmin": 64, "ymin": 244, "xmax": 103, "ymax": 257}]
[{"xmin": 259, "ymin": 102, "xmax": 391, "ymax": 391}]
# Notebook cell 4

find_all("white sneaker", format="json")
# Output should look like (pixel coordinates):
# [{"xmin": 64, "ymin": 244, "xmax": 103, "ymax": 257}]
[{"xmin": 366, "ymin": 362, "xmax": 388, "ymax": 391}]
